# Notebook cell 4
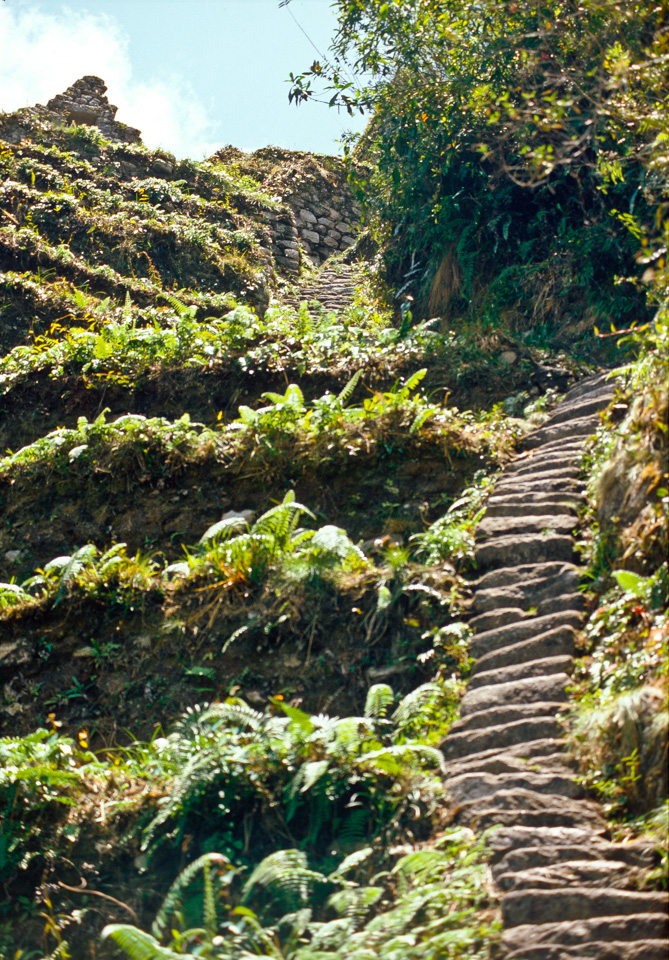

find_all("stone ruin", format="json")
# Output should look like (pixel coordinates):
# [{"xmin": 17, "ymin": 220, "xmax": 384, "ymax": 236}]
[{"xmin": 42, "ymin": 76, "xmax": 141, "ymax": 145}]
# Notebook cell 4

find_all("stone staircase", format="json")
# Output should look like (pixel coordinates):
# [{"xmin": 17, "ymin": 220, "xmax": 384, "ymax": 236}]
[
  {"xmin": 281, "ymin": 264, "xmax": 361, "ymax": 314},
  {"xmin": 441, "ymin": 373, "xmax": 669, "ymax": 960}
]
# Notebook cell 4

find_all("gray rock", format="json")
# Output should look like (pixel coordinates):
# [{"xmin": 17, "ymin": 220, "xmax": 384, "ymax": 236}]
[
  {"xmin": 501, "ymin": 887, "xmax": 669, "ymax": 927},
  {"xmin": 474, "ymin": 562, "xmax": 580, "ymax": 591},
  {"xmin": 487, "ymin": 825, "xmax": 609, "ymax": 859},
  {"xmin": 448, "ymin": 701, "xmax": 568, "ymax": 735},
  {"xmin": 440, "ymin": 716, "xmax": 563, "ymax": 761},
  {"xmin": 446, "ymin": 770, "xmax": 583, "ymax": 805},
  {"xmin": 443, "ymin": 737, "xmax": 571, "ymax": 777},
  {"xmin": 501, "ymin": 940, "xmax": 669, "ymax": 960},
  {"xmin": 469, "ymin": 610, "xmax": 583, "ymax": 659},
  {"xmin": 472, "ymin": 571, "xmax": 582, "ymax": 614},
  {"xmin": 522, "ymin": 415, "xmax": 601, "ymax": 451},
  {"xmin": 495, "ymin": 859, "xmax": 647, "ymax": 892},
  {"xmin": 470, "ymin": 625, "xmax": 576, "ymax": 675},
  {"xmin": 475, "ymin": 533, "xmax": 575, "ymax": 569},
  {"xmin": 469, "ymin": 606, "xmax": 529, "ymax": 632},
  {"xmin": 542, "ymin": 392, "xmax": 613, "ymax": 427},
  {"xmin": 460, "ymin": 673, "xmax": 571, "ymax": 716},
  {"xmin": 299, "ymin": 208, "xmax": 317, "ymax": 223},
  {"xmin": 475, "ymin": 514, "xmax": 577, "ymax": 541},
  {"xmin": 493, "ymin": 842, "xmax": 656, "ymax": 878},
  {"xmin": 466, "ymin": 655, "xmax": 574, "ymax": 691},
  {"xmin": 301, "ymin": 228, "xmax": 320, "ymax": 244},
  {"xmin": 460, "ymin": 790, "xmax": 607, "ymax": 831}
]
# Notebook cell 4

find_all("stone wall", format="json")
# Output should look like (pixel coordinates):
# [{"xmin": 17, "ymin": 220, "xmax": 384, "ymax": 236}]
[
  {"xmin": 249, "ymin": 148, "xmax": 363, "ymax": 274},
  {"xmin": 42, "ymin": 76, "xmax": 141, "ymax": 145}
]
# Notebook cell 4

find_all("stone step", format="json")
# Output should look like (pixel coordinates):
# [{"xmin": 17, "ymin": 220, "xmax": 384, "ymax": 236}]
[
  {"xmin": 475, "ymin": 533, "xmax": 576, "ymax": 569},
  {"xmin": 503, "ymin": 940, "xmax": 669, "ymax": 960},
  {"xmin": 470, "ymin": 625, "xmax": 576, "ymax": 676},
  {"xmin": 470, "ymin": 609, "xmax": 583, "ymax": 659},
  {"xmin": 492, "ymin": 476, "xmax": 585, "ymax": 496},
  {"xmin": 474, "ymin": 562, "xmax": 581, "ymax": 592},
  {"xmin": 472, "ymin": 593, "xmax": 585, "ymax": 626},
  {"xmin": 472, "ymin": 570, "xmax": 582, "ymax": 614},
  {"xmin": 487, "ymin": 489, "xmax": 584, "ymax": 510},
  {"xmin": 475, "ymin": 514, "xmax": 578, "ymax": 542},
  {"xmin": 460, "ymin": 672, "xmax": 571, "ymax": 717},
  {"xmin": 541, "ymin": 392, "xmax": 613, "ymax": 427},
  {"xmin": 448, "ymin": 701, "xmax": 567, "ymax": 735},
  {"xmin": 501, "ymin": 888, "xmax": 669, "ymax": 927},
  {"xmin": 495, "ymin": 858, "xmax": 647, "ymax": 892},
  {"xmin": 563, "ymin": 372, "xmax": 613, "ymax": 403},
  {"xmin": 441, "ymin": 716, "xmax": 565, "ymax": 761},
  {"xmin": 466, "ymin": 655, "xmax": 574, "ymax": 692},
  {"xmin": 445, "ymin": 737, "xmax": 577, "ymax": 777},
  {"xmin": 522, "ymin": 415, "xmax": 601, "ymax": 451},
  {"xmin": 495, "ymin": 465, "xmax": 582, "ymax": 486},
  {"xmin": 492, "ymin": 842, "xmax": 657, "ymax": 878},
  {"xmin": 509, "ymin": 447, "xmax": 585, "ymax": 470},
  {"xmin": 503, "ymin": 917, "xmax": 669, "ymax": 954},
  {"xmin": 460, "ymin": 792, "xmax": 607, "ymax": 832},
  {"xmin": 489, "ymin": 827, "xmax": 612, "ymax": 865},
  {"xmin": 446, "ymin": 770, "xmax": 583, "ymax": 806},
  {"xmin": 484, "ymin": 499, "xmax": 581, "ymax": 518},
  {"xmin": 469, "ymin": 606, "xmax": 531, "ymax": 633}
]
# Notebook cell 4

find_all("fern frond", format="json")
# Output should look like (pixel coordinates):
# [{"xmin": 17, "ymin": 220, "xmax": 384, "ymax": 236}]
[
  {"xmin": 152, "ymin": 853, "xmax": 231, "ymax": 939},
  {"xmin": 403, "ymin": 367, "xmax": 427, "ymax": 393},
  {"xmin": 241, "ymin": 849, "xmax": 326, "ymax": 910},
  {"xmin": 337, "ymin": 368, "xmax": 362, "ymax": 405},
  {"xmin": 392, "ymin": 683, "xmax": 443, "ymax": 729},
  {"xmin": 102, "ymin": 924, "xmax": 183, "ymax": 959},
  {"xmin": 364, "ymin": 684, "xmax": 395, "ymax": 720}
]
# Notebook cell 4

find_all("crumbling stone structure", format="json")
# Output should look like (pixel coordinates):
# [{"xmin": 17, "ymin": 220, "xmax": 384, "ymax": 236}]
[{"xmin": 43, "ymin": 76, "xmax": 141, "ymax": 145}]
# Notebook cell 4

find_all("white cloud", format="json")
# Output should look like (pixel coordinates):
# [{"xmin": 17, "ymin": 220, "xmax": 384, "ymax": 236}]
[{"xmin": 0, "ymin": 4, "xmax": 220, "ymax": 158}]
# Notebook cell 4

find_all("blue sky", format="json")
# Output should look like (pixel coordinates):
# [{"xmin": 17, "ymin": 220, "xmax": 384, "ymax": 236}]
[{"xmin": 0, "ymin": 0, "xmax": 368, "ymax": 158}]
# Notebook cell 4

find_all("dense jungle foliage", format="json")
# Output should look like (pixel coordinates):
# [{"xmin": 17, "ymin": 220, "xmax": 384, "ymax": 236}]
[{"xmin": 0, "ymin": 0, "xmax": 667, "ymax": 957}]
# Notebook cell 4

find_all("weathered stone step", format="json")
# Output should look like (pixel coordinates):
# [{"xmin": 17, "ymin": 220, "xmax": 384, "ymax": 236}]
[
  {"xmin": 563, "ymin": 372, "xmax": 613, "ymax": 403},
  {"xmin": 469, "ymin": 606, "xmax": 531, "ymax": 632},
  {"xmin": 475, "ymin": 533, "xmax": 575, "ymax": 569},
  {"xmin": 495, "ymin": 858, "xmax": 646, "ymax": 892},
  {"xmin": 503, "ymin": 936, "xmax": 668, "ymax": 960},
  {"xmin": 502, "ymin": 887, "xmax": 668, "ymax": 927},
  {"xmin": 492, "ymin": 476, "xmax": 585, "ymax": 496},
  {"xmin": 467, "ymin": 655, "xmax": 574, "ymax": 692},
  {"xmin": 486, "ymin": 820, "xmax": 612, "ymax": 869},
  {"xmin": 493, "ymin": 842, "xmax": 657, "ymax": 878},
  {"xmin": 484, "ymin": 499, "xmax": 580, "ymax": 518},
  {"xmin": 472, "ymin": 568, "xmax": 581, "ymax": 613},
  {"xmin": 470, "ymin": 609, "xmax": 583, "ymax": 658},
  {"xmin": 541, "ymin": 391, "xmax": 613, "ymax": 427},
  {"xmin": 522, "ymin": 415, "xmax": 601, "ymax": 451},
  {"xmin": 495, "ymin": 465, "xmax": 582, "ymax": 487},
  {"xmin": 474, "ymin": 562, "xmax": 581, "ymax": 592},
  {"xmin": 470, "ymin": 593, "xmax": 585, "ymax": 632},
  {"xmin": 510, "ymin": 445, "xmax": 585, "ymax": 468},
  {"xmin": 448, "ymin": 701, "xmax": 567, "ymax": 735},
  {"xmin": 441, "ymin": 716, "xmax": 564, "ymax": 761},
  {"xmin": 461, "ymin": 791, "xmax": 607, "ymax": 832},
  {"xmin": 446, "ymin": 770, "xmax": 583, "ymax": 806},
  {"xmin": 460, "ymin": 672, "xmax": 571, "ymax": 717},
  {"xmin": 487, "ymin": 489, "xmax": 584, "ymax": 511},
  {"xmin": 445, "ymin": 742, "xmax": 572, "ymax": 779},
  {"xmin": 471, "ymin": 625, "xmax": 576, "ymax": 676},
  {"xmin": 475, "ymin": 514, "xmax": 577, "ymax": 541}
]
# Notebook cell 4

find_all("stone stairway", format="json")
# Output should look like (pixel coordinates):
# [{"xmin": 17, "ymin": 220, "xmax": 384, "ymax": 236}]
[
  {"xmin": 281, "ymin": 264, "xmax": 361, "ymax": 314},
  {"xmin": 441, "ymin": 373, "xmax": 669, "ymax": 960}
]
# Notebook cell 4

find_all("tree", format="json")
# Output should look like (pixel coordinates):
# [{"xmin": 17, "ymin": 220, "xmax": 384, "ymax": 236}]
[{"xmin": 286, "ymin": 0, "xmax": 668, "ymax": 340}]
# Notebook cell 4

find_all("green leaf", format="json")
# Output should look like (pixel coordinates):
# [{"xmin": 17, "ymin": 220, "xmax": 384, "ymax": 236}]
[{"xmin": 612, "ymin": 569, "xmax": 649, "ymax": 598}]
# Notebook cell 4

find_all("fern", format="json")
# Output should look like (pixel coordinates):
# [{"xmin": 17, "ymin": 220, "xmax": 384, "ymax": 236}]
[
  {"xmin": 336, "ymin": 367, "xmax": 362, "ymax": 405},
  {"xmin": 102, "ymin": 925, "xmax": 184, "ymax": 960},
  {"xmin": 242, "ymin": 849, "xmax": 327, "ymax": 912},
  {"xmin": 391, "ymin": 682, "xmax": 444, "ymax": 729},
  {"xmin": 152, "ymin": 853, "xmax": 231, "ymax": 940},
  {"xmin": 364, "ymin": 684, "xmax": 394, "ymax": 720}
]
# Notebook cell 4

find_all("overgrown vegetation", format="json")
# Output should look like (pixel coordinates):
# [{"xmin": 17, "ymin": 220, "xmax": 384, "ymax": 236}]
[{"xmin": 0, "ymin": 0, "xmax": 667, "ymax": 955}]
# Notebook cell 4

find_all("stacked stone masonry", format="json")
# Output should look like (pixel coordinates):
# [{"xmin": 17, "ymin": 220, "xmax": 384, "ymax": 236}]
[
  {"xmin": 41, "ymin": 76, "xmax": 141, "ymax": 145},
  {"xmin": 440, "ymin": 372, "xmax": 669, "ymax": 960}
]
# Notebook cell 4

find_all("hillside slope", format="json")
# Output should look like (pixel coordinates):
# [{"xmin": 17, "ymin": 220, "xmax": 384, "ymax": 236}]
[{"xmin": 0, "ymin": 78, "xmax": 666, "ymax": 960}]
